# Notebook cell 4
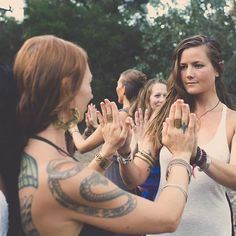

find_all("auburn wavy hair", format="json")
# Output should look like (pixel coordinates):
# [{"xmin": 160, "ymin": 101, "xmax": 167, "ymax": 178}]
[{"xmin": 14, "ymin": 35, "xmax": 88, "ymax": 138}]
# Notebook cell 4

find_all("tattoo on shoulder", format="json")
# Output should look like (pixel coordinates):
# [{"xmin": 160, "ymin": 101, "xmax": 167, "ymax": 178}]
[
  {"xmin": 47, "ymin": 160, "xmax": 137, "ymax": 218},
  {"xmin": 20, "ymin": 195, "xmax": 40, "ymax": 236},
  {"xmin": 18, "ymin": 153, "xmax": 38, "ymax": 190}
]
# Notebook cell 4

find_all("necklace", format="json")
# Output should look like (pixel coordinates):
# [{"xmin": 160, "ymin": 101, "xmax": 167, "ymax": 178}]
[{"xmin": 198, "ymin": 100, "xmax": 220, "ymax": 119}]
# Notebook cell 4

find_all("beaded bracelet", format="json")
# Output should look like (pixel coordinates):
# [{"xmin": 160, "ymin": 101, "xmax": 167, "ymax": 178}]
[
  {"xmin": 162, "ymin": 184, "xmax": 188, "ymax": 202},
  {"xmin": 190, "ymin": 146, "xmax": 211, "ymax": 172}
]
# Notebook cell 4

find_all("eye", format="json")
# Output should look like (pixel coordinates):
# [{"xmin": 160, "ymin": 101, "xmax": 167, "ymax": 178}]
[
  {"xmin": 179, "ymin": 64, "xmax": 187, "ymax": 71},
  {"xmin": 154, "ymin": 94, "xmax": 161, "ymax": 98},
  {"xmin": 194, "ymin": 63, "xmax": 204, "ymax": 69}
]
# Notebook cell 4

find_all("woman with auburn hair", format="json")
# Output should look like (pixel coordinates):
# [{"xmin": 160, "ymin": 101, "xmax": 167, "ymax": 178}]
[
  {"xmin": 119, "ymin": 35, "xmax": 236, "ymax": 236},
  {"xmin": 15, "ymin": 35, "xmax": 197, "ymax": 236}
]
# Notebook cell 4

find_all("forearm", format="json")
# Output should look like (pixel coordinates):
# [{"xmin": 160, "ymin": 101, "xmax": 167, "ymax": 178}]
[
  {"xmin": 119, "ymin": 159, "xmax": 150, "ymax": 188},
  {"xmin": 70, "ymin": 126, "xmax": 104, "ymax": 153},
  {"xmin": 204, "ymin": 158, "xmax": 236, "ymax": 190}
]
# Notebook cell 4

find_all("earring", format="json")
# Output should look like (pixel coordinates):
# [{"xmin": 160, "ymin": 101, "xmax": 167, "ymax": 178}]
[{"xmin": 53, "ymin": 108, "xmax": 80, "ymax": 130}]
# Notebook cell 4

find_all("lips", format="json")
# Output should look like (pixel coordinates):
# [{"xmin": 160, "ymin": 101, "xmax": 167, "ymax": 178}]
[{"xmin": 185, "ymin": 81, "xmax": 198, "ymax": 85}]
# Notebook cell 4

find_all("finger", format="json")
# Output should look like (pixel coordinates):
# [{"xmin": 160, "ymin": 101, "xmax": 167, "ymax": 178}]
[
  {"xmin": 97, "ymin": 111, "xmax": 104, "ymax": 126},
  {"xmin": 111, "ymin": 101, "xmax": 119, "ymax": 124},
  {"xmin": 187, "ymin": 113, "xmax": 196, "ymax": 136},
  {"xmin": 134, "ymin": 110, "xmax": 140, "ymax": 126},
  {"xmin": 162, "ymin": 120, "xmax": 168, "ymax": 138},
  {"xmin": 127, "ymin": 116, "xmax": 135, "ymax": 129},
  {"xmin": 138, "ymin": 108, "xmax": 144, "ymax": 125},
  {"xmin": 100, "ymin": 101, "xmax": 107, "ymax": 122},
  {"xmin": 120, "ymin": 122, "xmax": 130, "ymax": 143},
  {"xmin": 168, "ymin": 102, "xmax": 176, "ymax": 129},
  {"xmin": 104, "ymin": 99, "xmax": 112, "ymax": 118},
  {"xmin": 144, "ymin": 109, "xmax": 150, "ymax": 124},
  {"xmin": 175, "ymin": 100, "xmax": 182, "ymax": 120},
  {"xmin": 181, "ymin": 104, "xmax": 189, "ymax": 133},
  {"xmin": 173, "ymin": 100, "xmax": 183, "ymax": 129}
]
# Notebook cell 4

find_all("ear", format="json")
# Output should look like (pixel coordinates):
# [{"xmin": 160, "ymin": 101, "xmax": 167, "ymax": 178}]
[
  {"xmin": 216, "ymin": 60, "xmax": 224, "ymax": 78},
  {"xmin": 219, "ymin": 60, "xmax": 224, "ymax": 71}
]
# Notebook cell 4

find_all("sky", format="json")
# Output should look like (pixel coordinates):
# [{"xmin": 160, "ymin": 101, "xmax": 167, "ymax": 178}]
[
  {"xmin": 0, "ymin": 0, "xmax": 24, "ymax": 21},
  {"xmin": 0, "ymin": 0, "xmax": 190, "ymax": 22}
]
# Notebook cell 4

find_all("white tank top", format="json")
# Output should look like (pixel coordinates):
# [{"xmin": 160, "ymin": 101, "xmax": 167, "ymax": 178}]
[{"xmin": 149, "ymin": 104, "xmax": 231, "ymax": 236}]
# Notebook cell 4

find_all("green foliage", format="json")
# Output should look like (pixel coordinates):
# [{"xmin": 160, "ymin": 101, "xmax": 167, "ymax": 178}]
[
  {"xmin": 0, "ymin": 17, "xmax": 23, "ymax": 65},
  {"xmin": 23, "ymin": 0, "xmax": 144, "ymax": 104},
  {"xmin": 1, "ymin": 0, "xmax": 236, "ymax": 106}
]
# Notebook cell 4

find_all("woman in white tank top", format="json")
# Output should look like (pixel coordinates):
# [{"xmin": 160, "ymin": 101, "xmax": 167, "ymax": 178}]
[{"xmin": 119, "ymin": 35, "xmax": 236, "ymax": 236}]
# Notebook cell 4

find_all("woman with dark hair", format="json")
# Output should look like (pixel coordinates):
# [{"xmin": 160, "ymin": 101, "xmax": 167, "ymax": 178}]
[
  {"xmin": 15, "ymin": 35, "xmax": 197, "ymax": 235},
  {"xmin": 119, "ymin": 35, "xmax": 236, "ymax": 236}
]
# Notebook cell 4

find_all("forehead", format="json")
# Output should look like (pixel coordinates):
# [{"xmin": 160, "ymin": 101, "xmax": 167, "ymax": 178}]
[
  {"xmin": 180, "ymin": 45, "xmax": 210, "ymax": 63},
  {"xmin": 151, "ymin": 83, "xmax": 167, "ymax": 92}
]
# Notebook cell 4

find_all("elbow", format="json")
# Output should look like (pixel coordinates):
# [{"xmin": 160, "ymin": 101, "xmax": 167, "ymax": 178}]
[{"xmin": 161, "ymin": 214, "xmax": 181, "ymax": 233}]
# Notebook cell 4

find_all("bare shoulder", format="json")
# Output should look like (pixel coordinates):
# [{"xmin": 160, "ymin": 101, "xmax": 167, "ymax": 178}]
[{"xmin": 227, "ymin": 107, "xmax": 236, "ymax": 126}]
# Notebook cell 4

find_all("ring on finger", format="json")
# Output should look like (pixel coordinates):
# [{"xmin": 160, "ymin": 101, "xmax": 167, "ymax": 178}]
[
  {"xmin": 181, "ymin": 122, "xmax": 188, "ymax": 133},
  {"xmin": 107, "ymin": 114, "xmax": 113, "ymax": 122},
  {"xmin": 174, "ymin": 118, "xmax": 182, "ymax": 129}
]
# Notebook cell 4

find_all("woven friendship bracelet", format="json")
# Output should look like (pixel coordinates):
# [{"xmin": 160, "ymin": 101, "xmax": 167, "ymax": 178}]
[
  {"xmin": 166, "ymin": 159, "xmax": 192, "ymax": 183},
  {"xmin": 162, "ymin": 184, "xmax": 188, "ymax": 202},
  {"xmin": 95, "ymin": 153, "xmax": 113, "ymax": 170}
]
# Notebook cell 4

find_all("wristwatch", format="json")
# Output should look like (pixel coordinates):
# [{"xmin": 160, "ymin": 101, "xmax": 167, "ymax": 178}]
[{"xmin": 117, "ymin": 152, "xmax": 132, "ymax": 165}]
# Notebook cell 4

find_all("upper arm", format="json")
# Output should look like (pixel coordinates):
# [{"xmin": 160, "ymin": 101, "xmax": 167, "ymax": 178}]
[{"xmin": 229, "ymin": 112, "xmax": 236, "ymax": 165}]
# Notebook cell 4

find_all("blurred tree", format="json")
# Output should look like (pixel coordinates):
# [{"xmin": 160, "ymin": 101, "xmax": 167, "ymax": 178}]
[
  {"xmin": 0, "ymin": 15, "xmax": 23, "ymax": 65},
  {"xmin": 137, "ymin": 0, "xmax": 236, "ymax": 105},
  {"xmin": 23, "ymin": 0, "xmax": 148, "ymax": 105}
]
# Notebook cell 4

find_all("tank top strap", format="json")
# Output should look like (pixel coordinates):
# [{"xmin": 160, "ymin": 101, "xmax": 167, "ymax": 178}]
[{"xmin": 216, "ymin": 104, "xmax": 227, "ymax": 134}]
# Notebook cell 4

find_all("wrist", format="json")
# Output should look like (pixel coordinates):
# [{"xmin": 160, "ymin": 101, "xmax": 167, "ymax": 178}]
[
  {"xmin": 117, "ymin": 151, "xmax": 132, "ymax": 165},
  {"xmin": 172, "ymin": 152, "xmax": 191, "ymax": 161},
  {"xmin": 95, "ymin": 153, "xmax": 113, "ymax": 170},
  {"xmin": 100, "ymin": 144, "xmax": 116, "ymax": 159}
]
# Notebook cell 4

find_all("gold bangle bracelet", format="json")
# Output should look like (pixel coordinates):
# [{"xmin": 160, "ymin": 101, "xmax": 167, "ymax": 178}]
[
  {"xmin": 135, "ymin": 153, "xmax": 154, "ymax": 167},
  {"xmin": 95, "ymin": 153, "xmax": 112, "ymax": 170},
  {"xmin": 138, "ymin": 150, "xmax": 155, "ymax": 165}
]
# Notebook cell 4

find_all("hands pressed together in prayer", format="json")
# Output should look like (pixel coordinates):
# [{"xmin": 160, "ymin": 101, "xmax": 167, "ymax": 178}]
[
  {"xmin": 162, "ymin": 99, "xmax": 198, "ymax": 161},
  {"xmin": 97, "ymin": 99, "xmax": 198, "ymax": 162}
]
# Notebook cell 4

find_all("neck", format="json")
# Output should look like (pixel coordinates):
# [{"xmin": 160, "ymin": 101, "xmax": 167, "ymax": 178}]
[
  {"xmin": 194, "ymin": 95, "xmax": 221, "ymax": 118},
  {"xmin": 36, "ymin": 124, "xmax": 67, "ymax": 149},
  {"xmin": 122, "ymin": 98, "xmax": 130, "ymax": 109}
]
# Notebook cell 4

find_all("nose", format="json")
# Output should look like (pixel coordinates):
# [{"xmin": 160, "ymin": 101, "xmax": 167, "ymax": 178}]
[
  {"xmin": 186, "ymin": 66, "xmax": 194, "ymax": 78},
  {"xmin": 159, "ymin": 96, "xmax": 165, "ymax": 103}
]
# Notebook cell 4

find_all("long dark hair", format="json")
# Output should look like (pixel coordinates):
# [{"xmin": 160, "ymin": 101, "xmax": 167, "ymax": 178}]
[
  {"xmin": 0, "ymin": 64, "xmax": 23, "ymax": 235},
  {"xmin": 147, "ymin": 35, "xmax": 234, "ymax": 150}
]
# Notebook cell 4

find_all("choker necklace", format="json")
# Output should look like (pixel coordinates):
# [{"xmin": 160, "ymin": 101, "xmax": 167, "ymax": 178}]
[{"xmin": 199, "ymin": 100, "xmax": 220, "ymax": 119}]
